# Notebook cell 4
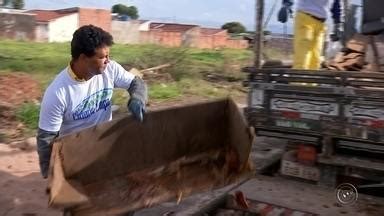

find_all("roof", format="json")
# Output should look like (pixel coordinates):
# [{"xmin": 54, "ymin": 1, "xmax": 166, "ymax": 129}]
[
  {"xmin": 25, "ymin": 9, "xmax": 77, "ymax": 23},
  {"xmin": 127, "ymin": 19, "xmax": 149, "ymax": 24},
  {"xmin": 150, "ymin": 22, "xmax": 198, "ymax": 32},
  {"xmin": 138, "ymin": 20, "xmax": 149, "ymax": 24},
  {"xmin": 200, "ymin": 28, "xmax": 226, "ymax": 35}
]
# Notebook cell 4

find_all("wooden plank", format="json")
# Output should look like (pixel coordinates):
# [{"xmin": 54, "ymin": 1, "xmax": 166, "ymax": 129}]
[
  {"xmin": 243, "ymin": 67, "xmax": 384, "ymax": 79},
  {"xmin": 346, "ymin": 88, "xmax": 384, "ymax": 98},
  {"xmin": 252, "ymin": 125, "xmax": 324, "ymax": 137},
  {"xmin": 318, "ymin": 155, "xmax": 384, "ymax": 172},
  {"xmin": 249, "ymin": 82, "xmax": 343, "ymax": 95},
  {"xmin": 349, "ymin": 80, "xmax": 384, "ymax": 88},
  {"xmin": 271, "ymin": 93, "xmax": 338, "ymax": 102},
  {"xmin": 272, "ymin": 77, "xmax": 340, "ymax": 84}
]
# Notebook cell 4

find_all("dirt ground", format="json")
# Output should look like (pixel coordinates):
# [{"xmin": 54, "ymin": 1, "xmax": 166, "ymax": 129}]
[
  {"xmin": 0, "ymin": 73, "xmax": 41, "ymax": 142},
  {"xmin": 0, "ymin": 144, "xmax": 61, "ymax": 216},
  {"xmin": 0, "ymin": 72, "xmax": 247, "ymax": 215},
  {"xmin": 0, "ymin": 73, "xmax": 58, "ymax": 215}
]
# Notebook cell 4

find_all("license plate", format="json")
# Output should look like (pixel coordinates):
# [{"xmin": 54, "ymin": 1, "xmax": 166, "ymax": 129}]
[{"xmin": 275, "ymin": 120, "xmax": 311, "ymax": 130}]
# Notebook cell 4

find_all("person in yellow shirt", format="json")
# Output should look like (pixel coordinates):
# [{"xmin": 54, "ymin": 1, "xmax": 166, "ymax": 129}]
[{"xmin": 278, "ymin": 0, "xmax": 343, "ymax": 70}]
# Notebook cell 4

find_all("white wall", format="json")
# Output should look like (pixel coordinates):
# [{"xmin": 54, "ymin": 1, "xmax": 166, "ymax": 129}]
[
  {"xmin": 48, "ymin": 13, "xmax": 78, "ymax": 42},
  {"xmin": 111, "ymin": 20, "xmax": 142, "ymax": 44},
  {"xmin": 35, "ymin": 24, "xmax": 48, "ymax": 42},
  {"xmin": 139, "ymin": 21, "xmax": 150, "ymax": 31}
]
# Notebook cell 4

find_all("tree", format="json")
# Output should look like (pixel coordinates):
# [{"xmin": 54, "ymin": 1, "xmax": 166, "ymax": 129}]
[
  {"xmin": 111, "ymin": 4, "xmax": 139, "ymax": 20},
  {"xmin": 221, "ymin": 22, "xmax": 246, "ymax": 34},
  {"xmin": 11, "ymin": 0, "xmax": 24, "ymax": 9}
]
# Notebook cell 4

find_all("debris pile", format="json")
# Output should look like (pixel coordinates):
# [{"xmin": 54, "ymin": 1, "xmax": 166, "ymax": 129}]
[
  {"xmin": 326, "ymin": 34, "xmax": 383, "ymax": 72},
  {"xmin": 210, "ymin": 191, "xmax": 316, "ymax": 216},
  {"xmin": 326, "ymin": 34, "xmax": 368, "ymax": 71}
]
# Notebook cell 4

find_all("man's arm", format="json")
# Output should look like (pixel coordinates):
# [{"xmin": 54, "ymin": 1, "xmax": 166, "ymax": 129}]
[
  {"xmin": 127, "ymin": 76, "xmax": 148, "ymax": 122},
  {"xmin": 36, "ymin": 128, "xmax": 59, "ymax": 178},
  {"xmin": 37, "ymin": 86, "xmax": 64, "ymax": 178},
  {"xmin": 127, "ymin": 76, "xmax": 147, "ymax": 104},
  {"xmin": 110, "ymin": 61, "xmax": 148, "ymax": 121}
]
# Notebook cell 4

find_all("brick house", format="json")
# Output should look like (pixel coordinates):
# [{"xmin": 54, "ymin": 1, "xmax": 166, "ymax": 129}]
[{"xmin": 26, "ymin": 9, "xmax": 78, "ymax": 42}]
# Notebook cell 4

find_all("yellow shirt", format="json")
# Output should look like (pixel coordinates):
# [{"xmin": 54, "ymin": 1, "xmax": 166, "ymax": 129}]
[{"xmin": 67, "ymin": 64, "xmax": 85, "ymax": 82}]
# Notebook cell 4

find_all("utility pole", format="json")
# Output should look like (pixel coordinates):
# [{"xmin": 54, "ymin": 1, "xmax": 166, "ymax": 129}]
[
  {"xmin": 254, "ymin": 0, "xmax": 264, "ymax": 69},
  {"xmin": 342, "ymin": 0, "xmax": 350, "ymax": 44}
]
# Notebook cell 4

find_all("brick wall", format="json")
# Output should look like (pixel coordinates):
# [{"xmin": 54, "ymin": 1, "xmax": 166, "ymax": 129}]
[
  {"xmin": 182, "ymin": 27, "xmax": 200, "ymax": 47},
  {"xmin": 226, "ymin": 39, "xmax": 249, "ymax": 49},
  {"xmin": 140, "ymin": 30, "xmax": 182, "ymax": 47},
  {"xmin": 78, "ymin": 8, "xmax": 111, "ymax": 32},
  {"xmin": 0, "ymin": 12, "xmax": 36, "ymax": 40},
  {"xmin": 139, "ymin": 27, "xmax": 245, "ymax": 49},
  {"xmin": 140, "ymin": 31, "xmax": 249, "ymax": 49},
  {"xmin": 198, "ymin": 32, "xmax": 228, "ymax": 49},
  {"xmin": 265, "ymin": 37, "xmax": 293, "ymax": 53}
]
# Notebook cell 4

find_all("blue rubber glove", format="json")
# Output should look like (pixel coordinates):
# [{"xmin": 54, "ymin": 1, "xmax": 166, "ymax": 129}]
[
  {"xmin": 278, "ymin": 0, "xmax": 293, "ymax": 23},
  {"xmin": 128, "ymin": 98, "xmax": 145, "ymax": 122}
]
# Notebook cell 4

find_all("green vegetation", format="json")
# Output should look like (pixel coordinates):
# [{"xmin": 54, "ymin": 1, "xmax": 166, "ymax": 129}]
[
  {"xmin": 111, "ymin": 4, "xmax": 139, "ymax": 19},
  {"xmin": 149, "ymin": 83, "xmax": 182, "ymax": 100},
  {"xmin": 0, "ymin": 40, "xmax": 252, "ymax": 78},
  {"xmin": 221, "ymin": 22, "xmax": 247, "ymax": 33},
  {"xmin": 0, "ymin": 40, "xmax": 257, "ymax": 130},
  {"xmin": 0, "ymin": 40, "xmax": 70, "ymax": 77},
  {"xmin": 15, "ymin": 102, "xmax": 40, "ymax": 130},
  {"xmin": 2, "ymin": 0, "xmax": 24, "ymax": 9},
  {"xmin": 12, "ymin": 0, "xmax": 24, "ymax": 9}
]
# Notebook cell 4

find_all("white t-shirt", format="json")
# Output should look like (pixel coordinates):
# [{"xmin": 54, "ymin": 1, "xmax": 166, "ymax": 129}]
[{"xmin": 39, "ymin": 60, "xmax": 135, "ymax": 136}]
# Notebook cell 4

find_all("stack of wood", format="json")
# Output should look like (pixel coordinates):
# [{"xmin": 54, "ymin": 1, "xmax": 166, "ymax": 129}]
[
  {"xmin": 326, "ymin": 34, "xmax": 384, "ymax": 72},
  {"xmin": 325, "ymin": 34, "xmax": 368, "ymax": 71}
]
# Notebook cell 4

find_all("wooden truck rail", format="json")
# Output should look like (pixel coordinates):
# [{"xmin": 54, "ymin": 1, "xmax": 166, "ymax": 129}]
[{"xmin": 243, "ymin": 67, "xmax": 384, "ymax": 163}]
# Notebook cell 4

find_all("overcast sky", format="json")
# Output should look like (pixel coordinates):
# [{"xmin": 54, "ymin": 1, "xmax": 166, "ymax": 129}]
[{"xmin": 25, "ymin": 0, "xmax": 362, "ymax": 33}]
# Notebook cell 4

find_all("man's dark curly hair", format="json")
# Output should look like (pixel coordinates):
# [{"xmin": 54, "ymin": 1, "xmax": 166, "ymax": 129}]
[{"xmin": 71, "ymin": 25, "xmax": 113, "ymax": 60}]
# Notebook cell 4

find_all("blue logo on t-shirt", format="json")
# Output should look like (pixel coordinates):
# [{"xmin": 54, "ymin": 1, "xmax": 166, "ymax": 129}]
[{"xmin": 72, "ymin": 88, "xmax": 113, "ymax": 120}]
